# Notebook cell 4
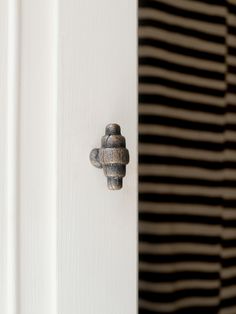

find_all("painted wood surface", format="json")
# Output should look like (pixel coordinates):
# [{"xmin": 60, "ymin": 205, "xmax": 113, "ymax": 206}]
[
  {"xmin": 0, "ymin": 0, "xmax": 137, "ymax": 313},
  {"xmin": 57, "ymin": 0, "xmax": 137, "ymax": 313},
  {"xmin": 0, "ymin": 1, "xmax": 8, "ymax": 312},
  {"xmin": 18, "ymin": 0, "xmax": 57, "ymax": 313}
]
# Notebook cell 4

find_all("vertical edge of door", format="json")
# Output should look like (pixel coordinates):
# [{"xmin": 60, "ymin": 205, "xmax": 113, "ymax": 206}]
[
  {"xmin": 1, "ymin": 0, "xmax": 20, "ymax": 312},
  {"xmin": 57, "ymin": 0, "xmax": 138, "ymax": 313},
  {"xmin": 0, "ymin": 0, "xmax": 9, "ymax": 312},
  {"xmin": 2, "ymin": 0, "xmax": 58, "ymax": 313}
]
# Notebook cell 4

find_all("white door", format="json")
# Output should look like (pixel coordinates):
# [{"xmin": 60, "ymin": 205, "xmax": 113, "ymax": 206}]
[{"xmin": 0, "ymin": 0, "xmax": 137, "ymax": 313}]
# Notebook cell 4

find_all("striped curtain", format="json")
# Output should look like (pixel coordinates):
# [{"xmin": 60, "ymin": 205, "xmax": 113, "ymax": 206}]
[{"xmin": 139, "ymin": 1, "xmax": 236, "ymax": 313}]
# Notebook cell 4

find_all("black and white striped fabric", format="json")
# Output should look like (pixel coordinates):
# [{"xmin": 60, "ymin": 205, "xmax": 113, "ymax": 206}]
[{"xmin": 139, "ymin": 1, "xmax": 236, "ymax": 313}]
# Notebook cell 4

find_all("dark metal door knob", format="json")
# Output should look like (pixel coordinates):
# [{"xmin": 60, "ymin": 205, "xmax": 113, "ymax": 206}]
[{"xmin": 90, "ymin": 124, "xmax": 129, "ymax": 190}]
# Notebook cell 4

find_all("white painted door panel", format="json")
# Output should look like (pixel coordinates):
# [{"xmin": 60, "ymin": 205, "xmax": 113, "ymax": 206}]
[
  {"xmin": 58, "ymin": 0, "xmax": 137, "ymax": 312},
  {"xmin": 0, "ymin": 0, "xmax": 137, "ymax": 313},
  {"xmin": 58, "ymin": 0, "xmax": 137, "ymax": 314}
]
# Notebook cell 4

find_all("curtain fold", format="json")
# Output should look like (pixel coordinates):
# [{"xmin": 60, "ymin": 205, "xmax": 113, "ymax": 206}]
[{"xmin": 139, "ymin": 1, "xmax": 236, "ymax": 313}]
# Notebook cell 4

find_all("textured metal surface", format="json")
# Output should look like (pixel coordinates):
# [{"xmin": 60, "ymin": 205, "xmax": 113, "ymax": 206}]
[{"xmin": 90, "ymin": 124, "xmax": 129, "ymax": 190}]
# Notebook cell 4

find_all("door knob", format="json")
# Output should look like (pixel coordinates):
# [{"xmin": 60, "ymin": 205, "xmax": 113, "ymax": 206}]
[{"xmin": 90, "ymin": 124, "xmax": 129, "ymax": 190}]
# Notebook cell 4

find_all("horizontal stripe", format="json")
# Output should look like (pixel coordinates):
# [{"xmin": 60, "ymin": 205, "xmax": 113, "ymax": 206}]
[
  {"xmin": 150, "ymin": 0, "xmax": 227, "ymax": 17},
  {"xmin": 139, "ymin": 84, "xmax": 225, "ymax": 107},
  {"xmin": 228, "ymin": 73, "xmax": 236, "ymax": 83},
  {"xmin": 139, "ymin": 183, "xmax": 236, "ymax": 199},
  {"xmin": 139, "ymin": 202, "xmax": 223, "ymax": 216},
  {"xmin": 222, "ymin": 231, "xmax": 236, "ymax": 241},
  {"xmin": 222, "ymin": 275, "xmax": 236, "ymax": 287},
  {"xmin": 139, "ymin": 155, "xmax": 236, "ymax": 170},
  {"xmin": 139, "ymin": 135, "xmax": 236, "ymax": 152},
  {"xmin": 228, "ymin": 0, "xmax": 236, "ymax": 5},
  {"xmin": 139, "ymin": 212, "xmax": 222, "ymax": 225},
  {"xmin": 139, "ymin": 305, "xmax": 218, "ymax": 314},
  {"xmin": 139, "ymin": 235, "xmax": 236, "ymax": 250},
  {"xmin": 139, "ymin": 175, "xmax": 236, "ymax": 188},
  {"xmin": 140, "ymin": 59, "xmax": 224, "ymax": 85},
  {"xmin": 139, "ymin": 66, "xmax": 225, "ymax": 89},
  {"xmin": 228, "ymin": 65, "xmax": 236, "ymax": 75},
  {"xmin": 139, "ymin": 262, "xmax": 220, "ymax": 273},
  {"xmin": 229, "ymin": 25, "xmax": 236, "ymax": 35},
  {"xmin": 139, "ymin": 270, "xmax": 220, "ymax": 283},
  {"xmin": 140, "ymin": 243, "xmax": 221, "ymax": 255},
  {"xmin": 139, "ymin": 104, "xmax": 228, "ymax": 123},
  {"xmin": 139, "ymin": 8, "xmax": 226, "ymax": 36},
  {"xmin": 140, "ymin": 37, "xmax": 224, "ymax": 63},
  {"xmin": 140, "ymin": 256, "xmax": 236, "ymax": 270},
  {"xmin": 222, "ymin": 267, "xmax": 236, "ymax": 279},
  {"xmin": 139, "ymin": 75, "xmax": 224, "ymax": 97},
  {"xmin": 140, "ymin": 223, "xmax": 236, "ymax": 242},
  {"xmin": 220, "ymin": 305, "xmax": 236, "ymax": 314},
  {"xmin": 139, "ymin": 124, "xmax": 236, "ymax": 143},
  {"xmin": 228, "ymin": 84, "xmax": 236, "ymax": 95},
  {"xmin": 228, "ymin": 35, "xmax": 236, "ymax": 48},
  {"xmin": 149, "ymin": 0, "xmax": 226, "ymax": 16},
  {"xmin": 139, "ymin": 297, "xmax": 219, "ymax": 312},
  {"xmin": 139, "ymin": 256, "xmax": 236, "ymax": 268},
  {"xmin": 228, "ymin": 14, "xmax": 236, "ymax": 27},
  {"xmin": 140, "ymin": 193, "xmax": 236, "ymax": 207},
  {"xmin": 139, "ymin": 145, "xmax": 228, "ymax": 163},
  {"xmin": 139, "ymin": 280, "xmax": 220, "ymax": 301},
  {"xmin": 227, "ymin": 56, "xmax": 236, "ymax": 66},
  {"xmin": 140, "ymin": 27, "xmax": 225, "ymax": 55},
  {"xmin": 139, "ymin": 93, "xmax": 229, "ymax": 116},
  {"xmin": 140, "ymin": 124, "xmax": 224, "ymax": 142},
  {"xmin": 139, "ymin": 113, "xmax": 236, "ymax": 133},
  {"xmin": 226, "ymin": 94, "xmax": 236, "ymax": 105},
  {"xmin": 139, "ymin": 49, "xmax": 225, "ymax": 76},
  {"xmin": 228, "ymin": 3, "xmax": 236, "ymax": 17},
  {"xmin": 222, "ymin": 248, "xmax": 236, "ymax": 258},
  {"xmin": 220, "ymin": 295, "xmax": 236, "ymax": 309},
  {"xmin": 228, "ymin": 46, "xmax": 236, "ymax": 56},
  {"xmin": 221, "ymin": 286, "xmax": 236, "ymax": 300},
  {"xmin": 140, "ymin": 18, "xmax": 225, "ymax": 44},
  {"xmin": 139, "ymin": 287, "xmax": 219, "ymax": 302},
  {"xmin": 140, "ymin": 233, "xmax": 221, "ymax": 246},
  {"xmin": 139, "ymin": 113, "xmax": 224, "ymax": 132},
  {"xmin": 140, "ymin": 222, "xmax": 222, "ymax": 236},
  {"xmin": 139, "ymin": 164, "xmax": 236, "ymax": 181},
  {"xmin": 139, "ymin": 253, "xmax": 221, "ymax": 264},
  {"xmin": 223, "ymin": 209, "xmax": 236, "ymax": 220},
  {"xmin": 139, "ymin": 104, "xmax": 236, "ymax": 124},
  {"xmin": 190, "ymin": 0, "xmax": 225, "ymax": 6},
  {"xmin": 139, "ymin": 0, "xmax": 226, "ymax": 24}
]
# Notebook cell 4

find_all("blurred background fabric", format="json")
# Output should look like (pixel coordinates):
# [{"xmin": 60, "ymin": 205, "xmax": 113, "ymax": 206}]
[{"xmin": 139, "ymin": 0, "xmax": 236, "ymax": 313}]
